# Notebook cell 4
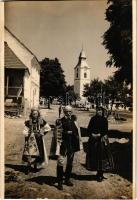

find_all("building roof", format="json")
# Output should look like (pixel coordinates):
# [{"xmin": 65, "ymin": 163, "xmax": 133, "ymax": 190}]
[
  {"xmin": 5, "ymin": 26, "xmax": 37, "ymax": 58},
  {"xmin": 5, "ymin": 42, "xmax": 28, "ymax": 70},
  {"xmin": 79, "ymin": 49, "xmax": 86, "ymax": 59},
  {"xmin": 4, "ymin": 27, "xmax": 40, "ymax": 72},
  {"xmin": 75, "ymin": 48, "xmax": 91, "ymax": 69}
]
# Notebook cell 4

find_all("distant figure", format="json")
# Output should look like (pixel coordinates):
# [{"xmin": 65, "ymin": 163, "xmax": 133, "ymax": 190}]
[
  {"xmin": 86, "ymin": 107, "xmax": 114, "ymax": 182},
  {"xmin": 22, "ymin": 107, "xmax": 51, "ymax": 174},
  {"xmin": 59, "ymin": 103, "xmax": 63, "ymax": 118}
]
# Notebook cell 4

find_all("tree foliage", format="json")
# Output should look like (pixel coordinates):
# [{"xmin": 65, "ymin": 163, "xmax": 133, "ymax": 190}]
[
  {"xmin": 83, "ymin": 78, "xmax": 104, "ymax": 106},
  {"xmin": 84, "ymin": 76, "xmax": 132, "ymax": 109},
  {"xmin": 40, "ymin": 58, "xmax": 66, "ymax": 108},
  {"xmin": 103, "ymin": 0, "xmax": 132, "ymax": 84},
  {"xmin": 65, "ymin": 85, "xmax": 78, "ymax": 105},
  {"xmin": 104, "ymin": 76, "xmax": 132, "ymax": 109}
]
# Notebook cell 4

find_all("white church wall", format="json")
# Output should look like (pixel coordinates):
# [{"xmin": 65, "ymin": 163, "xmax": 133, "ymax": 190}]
[{"xmin": 74, "ymin": 49, "xmax": 91, "ymax": 100}]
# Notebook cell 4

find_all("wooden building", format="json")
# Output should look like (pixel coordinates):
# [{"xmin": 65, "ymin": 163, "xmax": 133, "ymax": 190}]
[{"xmin": 4, "ymin": 27, "xmax": 40, "ymax": 116}]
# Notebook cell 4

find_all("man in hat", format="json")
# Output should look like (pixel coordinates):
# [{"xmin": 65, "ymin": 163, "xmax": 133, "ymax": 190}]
[{"xmin": 56, "ymin": 105, "xmax": 82, "ymax": 190}]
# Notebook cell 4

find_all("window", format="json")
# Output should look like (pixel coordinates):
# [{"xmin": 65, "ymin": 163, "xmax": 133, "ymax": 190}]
[
  {"xmin": 84, "ymin": 72, "xmax": 87, "ymax": 78},
  {"xmin": 76, "ymin": 68, "xmax": 78, "ymax": 78}
]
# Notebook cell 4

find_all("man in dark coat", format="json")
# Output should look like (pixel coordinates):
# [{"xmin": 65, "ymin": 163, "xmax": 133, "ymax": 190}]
[
  {"xmin": 86, "ymin": 107, "xmax": 114, "ymax": 182},
  {"xmin": 56, "ymin": 105, "xmax": 82, "ymax": 190}
]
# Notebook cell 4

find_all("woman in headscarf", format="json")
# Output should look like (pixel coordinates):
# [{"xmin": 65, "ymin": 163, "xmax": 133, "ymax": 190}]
[
  {"xmin": 86, "ymin": 107, "xmax": 114, "ymax": 182},
  {"xmin": 22, "ymin": 107, "xmax": 51, "ymax": 174}
]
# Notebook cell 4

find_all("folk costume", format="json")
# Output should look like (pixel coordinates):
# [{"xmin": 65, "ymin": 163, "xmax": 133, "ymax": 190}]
[
  {"xmin": 49, "ymin": 118, "xmax": 63, "ymax": 159},
  {"xmin": 86, "ymin": 107, "xmax": 114, "ymax": 181},
  {"xmin": 59, "ymin": 104, "xmax": 63, "ymax": 118},
  {"xmin": 55, "ymin": 105, "xmax": 83, "ymax": 190},
  {"xmin": 22, "ymin": 108, "xmax": 51, "ymax": 173}
]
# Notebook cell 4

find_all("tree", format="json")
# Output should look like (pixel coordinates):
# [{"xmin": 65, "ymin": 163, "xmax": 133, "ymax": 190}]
[
  {"xmin": 40, "ymin": 58, "xmax": 66, "ymax": 108},
  {"xmin": 84, "ymin": 76, "xmax": 132, "ymax": 111},
  {"xmin": 65, "ymin": 85, "xmax": 78, "ymax": 105},
  {"xmin": 104, "ymin": 76, "xmax": 132, "ymax": 110},
  {"xmin": 83, "ymin": 78, "xmax": 104, "ymax": 107},
  {"xmin": 104, "ymin": 76, "xmax": 122, "ymax": 110},
  {"xmin": 103, "ymin": 0, "xmax": 132, "ymax": 84}
]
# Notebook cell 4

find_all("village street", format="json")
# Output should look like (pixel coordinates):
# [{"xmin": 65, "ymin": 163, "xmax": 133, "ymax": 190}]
[{"xmin": 5, "ymin": 106, "xmax": 133, "ymax": 199}]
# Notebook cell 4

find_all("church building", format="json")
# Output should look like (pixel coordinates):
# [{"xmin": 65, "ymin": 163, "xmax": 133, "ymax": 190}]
[{"xmin": 74, "ymin": 48, "xmax": 91, "ymax": 99}]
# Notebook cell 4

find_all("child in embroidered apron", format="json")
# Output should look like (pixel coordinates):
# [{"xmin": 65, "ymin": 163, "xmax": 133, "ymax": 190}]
[{"xmin": 22, "ymin": 107, "xmax": 51, "ymax": 174}]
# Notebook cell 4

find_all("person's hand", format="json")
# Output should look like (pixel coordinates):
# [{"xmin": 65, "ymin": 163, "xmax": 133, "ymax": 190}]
[
  {"xmin": 40, "ymin": 130, "xmax": 44, "ymax": 136},
  {"xmin": 23, "ymin": 127, "xmax": 29, "ymax": 137},
  {"xmin": 67, "ymin": 131, "xmax": 72, "ymax": 134},
  {"xmin": 92, "ymin": 133, "xmax": 101, "ymax": 138}
]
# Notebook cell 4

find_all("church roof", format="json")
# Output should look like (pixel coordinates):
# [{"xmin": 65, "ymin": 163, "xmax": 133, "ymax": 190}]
[
  {"xmin": 79, "ymin": 49, "xmax": 86, "ymax": 58},
  {"xmin": 75, "ymin": 48, "xmax": 91, "ymax": 69}
]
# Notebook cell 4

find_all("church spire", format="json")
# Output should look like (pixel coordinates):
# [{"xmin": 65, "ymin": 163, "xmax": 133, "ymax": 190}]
[{"xmin": 79, "ymin": 47, "xmax": 86, "ymax": 59}]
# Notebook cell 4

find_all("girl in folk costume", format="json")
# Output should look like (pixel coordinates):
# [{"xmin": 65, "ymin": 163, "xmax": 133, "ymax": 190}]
[
  {"xmin": 86, "ymin": 107, "xmax": 114, "ymax": 182},
  {"xmin": 22, "ymin": 107, "xmax": 51, "ymax": 174}
]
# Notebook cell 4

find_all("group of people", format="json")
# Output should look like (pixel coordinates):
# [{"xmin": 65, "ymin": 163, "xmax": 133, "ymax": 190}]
[{"xmin": 22, "ymin": 105, "xmax": 114, "ymax": 190}]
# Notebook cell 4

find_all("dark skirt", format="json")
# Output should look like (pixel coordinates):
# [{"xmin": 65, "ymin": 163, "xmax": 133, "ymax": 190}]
[{"xmin": 86, "ymin": 136, "xmax": 114, "ymax": 172}]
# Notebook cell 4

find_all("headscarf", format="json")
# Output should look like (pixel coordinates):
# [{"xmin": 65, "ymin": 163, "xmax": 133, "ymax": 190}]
[{"xmin": 96, "ymin": 106, "xmax": 105, "ymax": 117}]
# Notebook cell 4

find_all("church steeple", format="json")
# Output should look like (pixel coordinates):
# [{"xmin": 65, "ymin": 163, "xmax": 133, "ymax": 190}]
[
  {"xmin": 79, "ymin": 48, "xmax": 86, "ymax": 59},
  {"xmin": 74, "ymin": 48, "xmax": 91, "ymax": 99}
]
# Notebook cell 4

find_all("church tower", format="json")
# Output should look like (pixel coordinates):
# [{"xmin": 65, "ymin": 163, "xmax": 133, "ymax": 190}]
[{"xmin": 74, "ymin": 48, "xmax": 91, "ymax": 99}]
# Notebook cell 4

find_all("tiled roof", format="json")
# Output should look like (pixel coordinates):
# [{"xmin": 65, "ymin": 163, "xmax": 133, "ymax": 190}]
[{"xmin": 5, "ymin": 42, "xmax": 27, "ymax": 69}]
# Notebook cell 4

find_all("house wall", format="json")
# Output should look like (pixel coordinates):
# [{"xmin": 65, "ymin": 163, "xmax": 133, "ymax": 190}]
[
  {"xmin": 23, "ymin": 58, "xmax": 40, "ymax": 116},
  {"xmin": 5, "ymin": 28, "xmax": 40, "ymax": 116},
  {"xmin": 30, "ymin": 57, "xmax": 40, "ymax": 108}
]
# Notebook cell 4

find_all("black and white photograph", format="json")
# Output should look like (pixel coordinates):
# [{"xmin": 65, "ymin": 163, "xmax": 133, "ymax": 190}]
[{"xmin": 1, "ymin": 0, "xmax": 134, "ymax": 199}]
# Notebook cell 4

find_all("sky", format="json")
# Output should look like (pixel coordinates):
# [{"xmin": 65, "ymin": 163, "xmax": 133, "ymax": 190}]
[{"xmin": 5, "ymin": 1, "xmax": 115, "ymax": 85}]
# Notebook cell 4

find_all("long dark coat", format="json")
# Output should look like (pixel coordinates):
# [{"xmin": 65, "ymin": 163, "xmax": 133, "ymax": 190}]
[
  {"xmin": 49, "ymin": 115, "xmax": 83, "ymax": 158},
  {"xmin": 86, "ymin": 114, "xmax": 114, "ymax": 171}
]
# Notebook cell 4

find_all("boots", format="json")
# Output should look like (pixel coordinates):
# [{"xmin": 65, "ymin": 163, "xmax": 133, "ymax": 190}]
[
  {"xmin": 57, "ymin": 165, "xmax": 64, "ymax": 190},
  {"xmin": 25, "ymin": 163, "xmax": 31, "ymax": 175},
  {"xmin": 65, "ymin": 165, "xmax": 73, "ymax": 186},
  {"xmin": 96, "ymin": 170, "xmax": 105, "ymax": 182}
]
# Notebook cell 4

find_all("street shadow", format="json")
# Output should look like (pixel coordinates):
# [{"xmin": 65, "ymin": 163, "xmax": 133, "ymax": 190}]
[
  {"xmin": 5, "ymin": 163, "xmax": 43, "ymax": 174},
  {"xmin": 71, "ymin": 173, "xmax": 96, "ymax": 181},
  {"xmin": 108, "ymin": 129, "xmax": 132, "ymax": 140},
  {"xmin": 5, "ymin": 164, "xmax": 27, "ymax": 173},
  {"xmin": 82, "ymin": 130, "xmax": 132, "ymax": 182},
  {"xmin": 26, "ymin": 176, "xmax": 58, "ymax": 188}
]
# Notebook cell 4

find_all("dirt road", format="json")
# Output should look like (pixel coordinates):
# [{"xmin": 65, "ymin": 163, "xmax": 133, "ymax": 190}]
[{"xmin": 5, "ymin": 106, "xmax": 133, "ymax": 199}]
